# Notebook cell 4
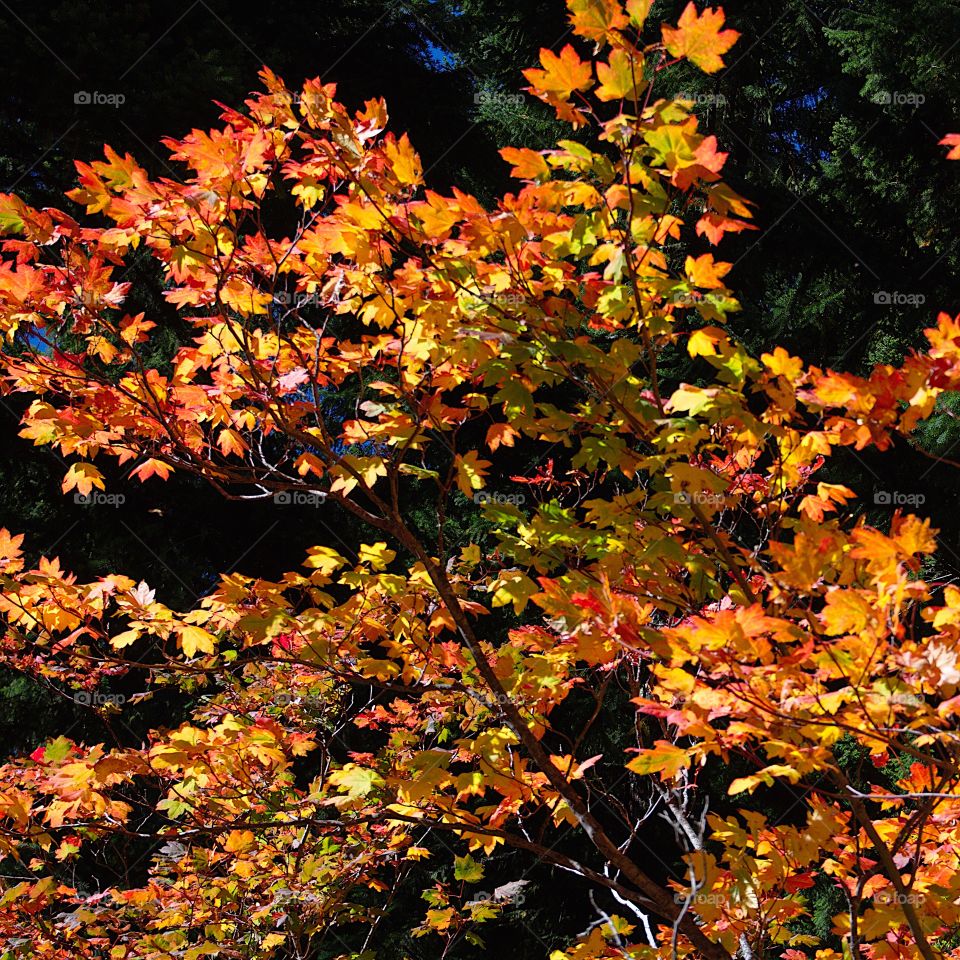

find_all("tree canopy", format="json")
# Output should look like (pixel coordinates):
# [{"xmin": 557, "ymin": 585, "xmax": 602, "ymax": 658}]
[{"xmin": 1, "ymin": 2, "xmax": 960, "ymax": 959}]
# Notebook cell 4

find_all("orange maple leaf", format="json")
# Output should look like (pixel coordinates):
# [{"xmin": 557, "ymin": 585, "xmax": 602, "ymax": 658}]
[
  {"xmin": 129, "ymin": 458, "xmax": 173, "ymax": 482},
  {"xmin": 662, "ymin": 3, "xmax": 739, "ymax": 74},
  {"xmin": 523, "ymin": 44, "xmax": 594, "ymax": 101},
  {"xmin": 941, "ymin": 134, "xmax": 960, "ymax": 160},
  {"xmin": 566, "ymin": 0, "xmax": 628, "ymax": 43}
]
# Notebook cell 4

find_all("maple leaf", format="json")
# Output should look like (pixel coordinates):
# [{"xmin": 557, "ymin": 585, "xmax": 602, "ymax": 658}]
[
  {"xmin": 625, "ymin": 0, "xmax": 652, "ymax": 25},
  {"xmin": 0, "ymin": 527, "xmax": 25, "ymax": 569},
  {"xmin": 491, "ymin": 570, "xmax": 539, "ymax": 614},
  {"xmin": 662, "ymin": 3, "xmax": 740, "ymax": 74},
  {"xmin": 485, "ymin": 422, "xmax": 519, "ymax": 451},
  {"xmin": 941, "ymin": 134, "xmax": 960, "ymax": 160},
  {"xmin": 129, "ymin": 459, "xmax": 173, "ymax": 482},
  {"xmin": 277, "ymin": 367, "xmax": 309, "ymax": 393},
  {"xmin": 566, "ymin": 0, "xmax": 628, "ymax": 43},
  {"xmin": 685, "ymin": 253, "xmax": 732, "ymax": 289},
  {"xmin": 596, "ymin": 48, "xmax": 645, "ymax": 102},
  {"xmin": 523, "ymin": 44, "xmax": 593, "ymax": 101},
  {"xmin": 500, "ymin": 147, "xmax": 550, "ymax": 181},
  {"xmin": 331, "ymin": 455, "xmax": 387, "ymax": 496},
  {"xmin": 177, "ymin": 624, "xmax": 217, "ymax": 658},
  {"xmin": 304, "ymin": 545, "xmax": 348, "ymax": 576},
  {"xmin": 784, "ymin": 872, "xmax": 816, "ymax": 893},
  {"xmin": 62, "ymin": 463, "xmax": 105, "ymax": 497},
  {"xmin": 119, "ymin": 314, "xmax": 156, "ymax": 345},
  {"xmin": 358, "ymin": 542, "xmax": 396, "ymax": 571},
  {"xmin": 217, "ymin": 428, "xmax": 248, "ymax": 458},
  {"xmin": 0, "ymin": 194, "xmax": 27, "ymax": 234},
  {"xmin": 327, "ymin": 764, "xmax": 384, "ymax": 801},
  {"xmin": 687, "ymin": 326, "xmax": 728, "ymax": 357},
  {"xmin": 696, "ymin": 212, "xmax": 755, "ymax": 244},
  {"xmin": 626, "ymin": 741, "xmax": 690, "ymax": 780},
  {"xmin": 455, "ymin": 450, "xmax": 492, "ymax": 497},
  {"xmin": 729, "ymin": 765, "xmax": 803, "ymax": 795},
  {"xmin": 384, "ymin": 133, "xmax": 423, "ymax": 186},
  {"xmin": 454, "ymin": 854, "xmax": 485, "ymax": 883}
]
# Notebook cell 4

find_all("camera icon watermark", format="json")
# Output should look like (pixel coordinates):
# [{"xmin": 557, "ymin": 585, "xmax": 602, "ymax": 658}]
[
  {"xmin": 874, "ymin": 490, "xmax": 925, "ymax": 507},
  {"xmin": 74, "ymin": 91, "xmax": 126, "ymax": 108},
  {"xmin": 74, "ymin": 492, "xmax": 125, "ymax": 507},
  {"xmin": 273, "ymin": 491, "xmax": 327, "ymax": 507},
  {"xmin": 874, "ymin": 291, "xmax": 926, "ymax": 306}
]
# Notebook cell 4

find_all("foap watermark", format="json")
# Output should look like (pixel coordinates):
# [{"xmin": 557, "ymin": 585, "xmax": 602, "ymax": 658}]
[
  {"xmin": 671, "ymin": 291, "xmax": 705, "ymax": 308},
  {"xmin": 74, "ymin": 91, "xmax": 126, "ymax": 108},
  {"xmin": 274, "ymin": 291, "xmax": 323, "ymax": 308},
  {"xmin": 474, "ymin": 491, "xmax": 526, "ymax": 506},
  {"xmin": 471, "ymin": 881, "xmax": 530, "ymax": 906},
  {"xmin": 475, "ymin": 291, "xmax": 525, "ymax": 308},
  {"xmin": 474, "ymin": 91, "xmax": 524, "ymax": 109},
  {"xmin": 874, "ymin": 890, "xmax": 925, "ymax": 906},
  {"xmin": 676, "ymin": 91, "xmax": 727, "ymax": 108},
  {"xmin": 873, "ymin": 91, "xmax": 925, "ymax": 107},
  {"xmin": 674, "ymin": 891, "xmax": 728, "ymax": 906},
  {"xmin": 75, "ymin": 492, "xmax": 125, "ymax": 508},
  {"xmin": 874, "ymin": 490, "xmax": 925, "ymax": 507},
  {"xmin": 75, "ymin": 289, "xmax": 106, "ymax": 308},
  {"xmin": 74, "ymin": 691, "xmax": 125, "ymax": 707},
  {"xmin": 887, "ymin": 692, "xmax": 924, "ymax": 709},
  {"xmin": 274, "ymin": 491, "xmax": 327, "ymax": 507},
  {"xmin": 674, "ymin": 491, "xmax": 727, "ymax": 507},
  {"xmin": 874, "ymin": 291, "xmax": 926, "ymax": 306},
  {"xmin": 464, "ymin": 688, "xmax": 519, "ymax": 710}
]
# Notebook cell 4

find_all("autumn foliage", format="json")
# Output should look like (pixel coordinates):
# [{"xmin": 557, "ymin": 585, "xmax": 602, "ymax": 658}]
[{"xmin": 2, "ymin": 2, "xmax": 960, "ymax": 958}]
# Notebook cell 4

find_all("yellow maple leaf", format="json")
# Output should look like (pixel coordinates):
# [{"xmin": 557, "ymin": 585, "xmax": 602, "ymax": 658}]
[
  {"xmin": 596, "ymin": 48, "xmax": 645, "ymax": 102},
  {"xmin": 358, "ymin": 542, "xmax": 397, "ymax": 571},
  {"xmin": 685, "ymin": 252, "xmax": 732, "ymax": 289},
  {"xmin": 687, "ymin": 326, "xmax": 728, "ymax": 357},
  {"xmin": 177, "ymin": 624, "xmax": 217, "ymax": 658},
  {"xmin": 662, "ymin": 3, "xmax": 739, "ymax": 74},
  {"xmin": 490, "ymin": 570, "xmax": 539, "ymax": 615},
  {"xmin": 626, "ymin": 741, "xmax": 690, "ymax": 780},
  {"xmin": 455, "ymin": 450, "xmax": 492, "ymax": 497},
  {"xmin": 384, "ymin": 133, "xmax": 423, "ymax": 187},
  {"xmin": 62, "ymin": 462, "xmax": 105, "ymax": 497},
  {"xmin": 566, "ymin": 0, "xmax": 628, "ymax": 42},
  {"xmin": 304, "ymin": 545, "xmax": 348, "ymax": 576}
]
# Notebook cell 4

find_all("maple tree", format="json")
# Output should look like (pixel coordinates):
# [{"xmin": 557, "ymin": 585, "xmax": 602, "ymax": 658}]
[{"xmin": 2, "ymin": 2, "xmax": 960, "ymax": 958}]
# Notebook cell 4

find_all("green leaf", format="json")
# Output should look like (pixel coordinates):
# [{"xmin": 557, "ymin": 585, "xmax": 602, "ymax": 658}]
[
  {"xmin": 328, "ymin": 764, "xmax": 385, "ymax": 800},
  {"xmin": 454, "ymin": 854, "xmax": 485, "ymax": 883}
]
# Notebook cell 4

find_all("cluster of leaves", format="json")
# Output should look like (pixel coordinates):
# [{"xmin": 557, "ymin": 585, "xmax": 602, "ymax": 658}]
[{"xmin": 2, "ymin": 2, "xmax": 960, "ymax": 959}]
